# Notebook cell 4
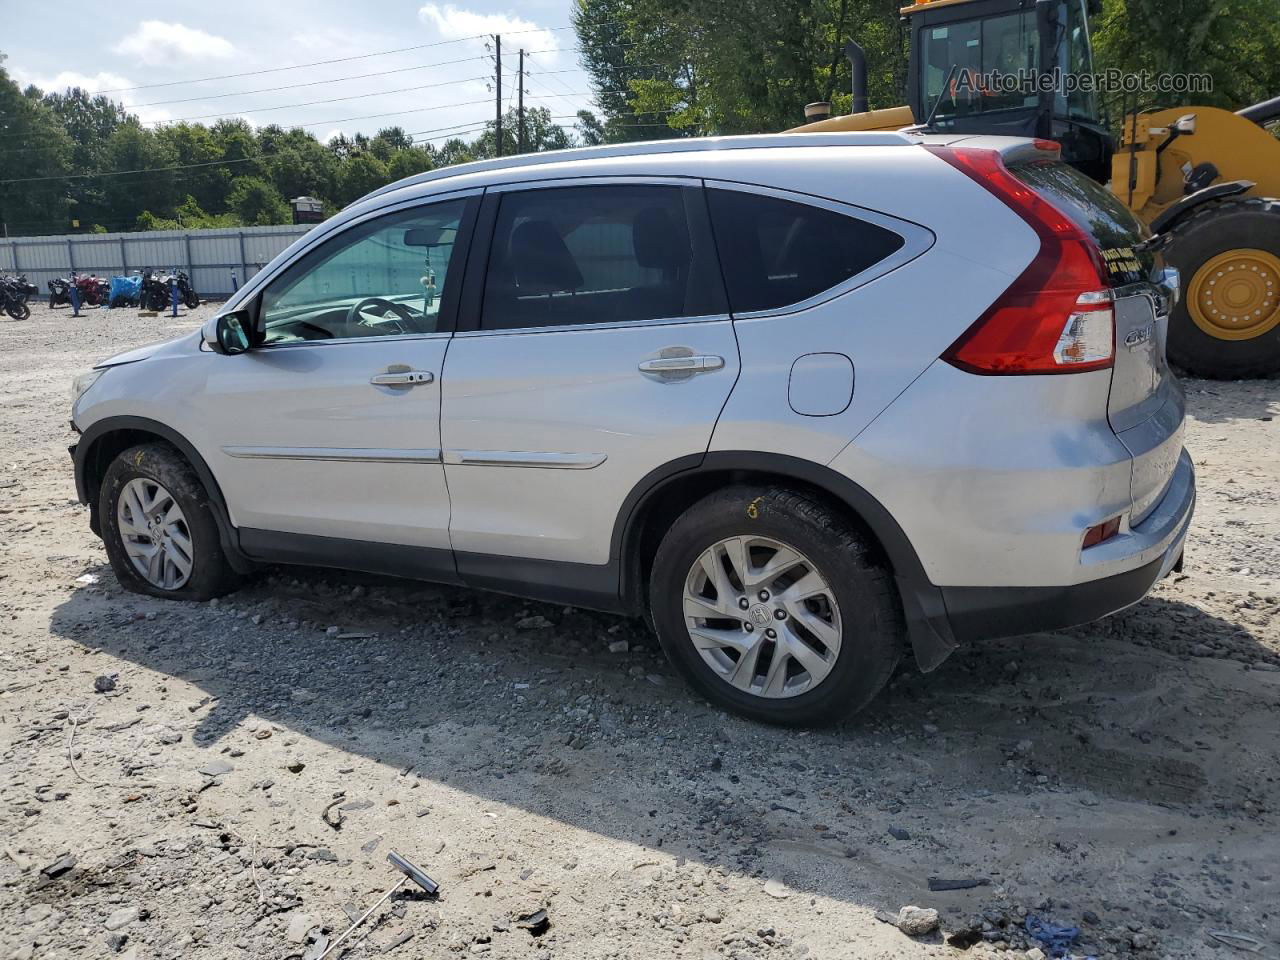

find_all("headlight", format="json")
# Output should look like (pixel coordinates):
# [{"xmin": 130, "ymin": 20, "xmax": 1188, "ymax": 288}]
[{"xmin": 71, "ymin": 369, "xmax": 106, "ymax": 417}]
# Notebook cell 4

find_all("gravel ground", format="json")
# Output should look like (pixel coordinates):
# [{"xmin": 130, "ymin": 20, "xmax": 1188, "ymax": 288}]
[{"xmin": 1, "ymin": 301, "xmax": 1278, "ymax": 960}]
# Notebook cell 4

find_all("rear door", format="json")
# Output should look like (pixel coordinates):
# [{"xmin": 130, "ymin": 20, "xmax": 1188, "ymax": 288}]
[
  {"xmin": 1008, "ymin": 159, "xmax": 1183, "ymax": 522},
  {"xmin": 440, "ymin": 179, "xmax": 737, "ymax": 599}
]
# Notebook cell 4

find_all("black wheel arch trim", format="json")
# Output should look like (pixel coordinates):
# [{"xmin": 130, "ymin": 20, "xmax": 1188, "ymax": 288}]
[
  {"xmin": 73, "ymin": 415, "xmax": 255, "ymax": 574},
  {"xmin": 1150, "ymin": 180, "xmax": 1255, "ymax": 236},
  {"xmin": 610, "ymin": 450, "xmax": 959, "ymax": 671}
]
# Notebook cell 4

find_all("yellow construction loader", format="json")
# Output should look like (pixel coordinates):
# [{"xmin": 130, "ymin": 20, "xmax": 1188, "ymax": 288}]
[{"xmin": 797, "ymin": 0, "xmax": 1280, "ymax": 379}]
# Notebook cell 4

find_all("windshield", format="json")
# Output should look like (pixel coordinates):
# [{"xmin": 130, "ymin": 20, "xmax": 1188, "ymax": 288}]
[{"xmin": 919, "ymin": 0, "xmax": 1100, "ymax": 124}]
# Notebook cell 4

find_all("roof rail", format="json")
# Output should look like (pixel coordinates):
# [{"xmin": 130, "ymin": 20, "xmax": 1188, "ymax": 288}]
[{"xmin": 354, "ymin": 131, "xmax": 920, "ymax": 206}]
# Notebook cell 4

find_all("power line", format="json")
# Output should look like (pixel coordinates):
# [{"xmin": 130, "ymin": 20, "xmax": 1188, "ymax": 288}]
[
  {"xmin": 92, "ymin": 36, "xmax": 488, "ymax": 94},
  {"xmin": 138, "ymin": 75, "xmax": 491, "ymax": 125},
  {"xmin": 130, "ymin": 55, "xmax": 491, "ymax": 108},
  {"xmin": 81, "ymin": 20, "xmax": 626, "ymax": 95}
]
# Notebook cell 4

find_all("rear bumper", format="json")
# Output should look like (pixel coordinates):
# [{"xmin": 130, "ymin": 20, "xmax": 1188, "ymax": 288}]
[{"xmin": 940, "ymin": 449, "xmax": 1195, "ymax": 644}]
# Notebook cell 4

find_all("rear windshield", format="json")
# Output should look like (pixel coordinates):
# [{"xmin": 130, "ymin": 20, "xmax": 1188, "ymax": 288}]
[{"xmin": 1009, "ymin": 160, "xmax": 1154, "ymax": 287}]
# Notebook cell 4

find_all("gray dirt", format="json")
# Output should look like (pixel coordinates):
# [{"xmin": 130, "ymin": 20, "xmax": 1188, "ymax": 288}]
[{"xmin": 1, "ymin": 301, "xmax": 1278, "ymax": 960}]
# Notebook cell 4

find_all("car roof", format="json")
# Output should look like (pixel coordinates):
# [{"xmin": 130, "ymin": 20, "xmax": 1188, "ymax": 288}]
[{"xmin": 355, "ymin": 131, "xmax": 921, "ymax": 206}]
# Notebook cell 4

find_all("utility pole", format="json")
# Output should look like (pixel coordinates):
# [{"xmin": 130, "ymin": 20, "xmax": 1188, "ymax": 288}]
[
  {"xmin": 517, "ymin": 48, "xmax": 526, "ymax": 154},
  {"xmin": 494, "ymin": 34, "xmax": 503, "ymax": 157}
]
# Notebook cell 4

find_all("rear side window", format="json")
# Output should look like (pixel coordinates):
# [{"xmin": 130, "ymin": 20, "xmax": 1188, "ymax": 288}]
[
  {"xmin": 1008, "ymin": 160, "xmax": 1154, "ymax": 286},
  {"xmin": 706, "ymin": 189, "xmax": 906, "ymax": 314},
  {"xmin": 481, "ymin": 184, "xmax": 726, "ymax": 331}
]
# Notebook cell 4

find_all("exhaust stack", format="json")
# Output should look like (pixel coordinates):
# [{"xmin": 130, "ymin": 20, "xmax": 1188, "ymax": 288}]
[{"xmin": 845, "ymin": 40, "xmax": 868, "ymax": 114}]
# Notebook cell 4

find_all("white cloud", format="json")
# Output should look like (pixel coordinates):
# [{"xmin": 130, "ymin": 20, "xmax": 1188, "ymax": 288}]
[
  {"xmin": 10, "ymin": 68, "xmax": 173, "ymax": 124},
  {"xmin": 418, "ymin": 4, "xmax": 558, "ymax": 64},
  {"xmin": 113, "ymin": 21, "xmax": 236, "ymax": 66}
]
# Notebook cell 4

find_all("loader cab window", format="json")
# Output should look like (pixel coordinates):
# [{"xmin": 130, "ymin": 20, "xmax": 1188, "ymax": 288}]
[
  {"xmin": 920, "ymin": 10, "xmax": 1039, "ymax": 119},
  {"xmin": 919, "ymin": 0, "xmax": 1100, "ymax": 125},
  {"xmin": 1059, "ymin": 0, "xmax": 1100, "ymax": 122}
]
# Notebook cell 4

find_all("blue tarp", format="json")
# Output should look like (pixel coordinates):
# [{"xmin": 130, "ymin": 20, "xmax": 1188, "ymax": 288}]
[{"xmin": 109, "ymin": 275, "xmax": 142, "ymax": 307}]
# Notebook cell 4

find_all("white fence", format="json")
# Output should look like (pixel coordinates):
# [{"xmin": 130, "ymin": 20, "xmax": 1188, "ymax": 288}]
[{"xmin": 0, "ymin": 224, "xmax": 314, "ymax": 299}]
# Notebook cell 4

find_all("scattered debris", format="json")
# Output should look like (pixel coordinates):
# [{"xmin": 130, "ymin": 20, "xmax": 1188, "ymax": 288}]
[
  {"xmin": 93, "ymin": 674, "xmax": 117, "ymax": 693},
  {"xmin": 41, "ymin": 853, "xmax": 77, "ymax": 878},
  {"xmin": 1024, "ymin": 915, "xmax": 1081, "ymax": 957},
  {"xmin": 315, "ymin": 851, "xmax": 437, "ymax": 960},
  {"xmin": 762, "ymin": 877, "xmax": 791, "ymax": 899},
  {"xmin": 321, "ymin": 796, "xmax": 345, "ymax": 831},
  {"xmin": 1207, "ymin": 931, "xmax": 1265, "ymax": 953},
  {"xmin": 516, "ymin": 908, "xmax": 551, "ymax": 937},
  {"xmin": 103, "ymin": 905, "xmax": 140, "ymax": 931},
  {"xmin": 896, "ymin": 905, "xmax": 940, "ymax": 937},
  {"xmin": 927, "ymin": 875, "xmax": 991, "ymax": 891},
  {"xmin": 198, "ymin": 758, "xmax": 234, "ymax": 777},
  {"xmin": 888, "ymin": 826, "xmax": 911, "ymax": 841},
  {"xmin": 515, "ymin": 615, "xmax": 553, "ymax": 630}
]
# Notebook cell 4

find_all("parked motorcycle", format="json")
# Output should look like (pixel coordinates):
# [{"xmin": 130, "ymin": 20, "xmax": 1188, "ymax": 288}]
[
  {"xmin": 48, "ymin": 276, "xmax": 71, "ymax": 308},
  {"xmin": 1, "ymin": 276, "xmax": 31, "ymax": 320},
  {"xmin": 74, "ymin": 273, "xmax": 110, "ymax": 307},
  {"xmin": 173, "ymin": 269, "xmax": 200, "ymax": 309},
  {"xmin": 139, "ymin": 270, "xmax": 170, "ymax": 311},
  {"xmin": 5, "ymin": 274, "xmax": 38, "ymax": 302}
]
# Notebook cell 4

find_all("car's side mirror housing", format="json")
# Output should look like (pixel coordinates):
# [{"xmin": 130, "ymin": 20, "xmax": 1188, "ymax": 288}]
[{"xmin": 203, "ymin": 309, "xmax": 253, "ymax": 355}]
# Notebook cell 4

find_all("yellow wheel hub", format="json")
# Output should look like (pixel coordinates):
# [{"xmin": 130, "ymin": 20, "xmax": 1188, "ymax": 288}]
[{"xmin": 1187, "ymin": 248, "xmax": 1280, "ymax": 341}]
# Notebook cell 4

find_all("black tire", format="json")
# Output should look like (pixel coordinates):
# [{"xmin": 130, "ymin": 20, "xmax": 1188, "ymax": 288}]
[
  {"xmin": 649, "ymin": 485, "xmax": 904, "ymax": 726},
  {"xmin": 184, "ymin": 291, "xmax": 200, "ymax": 309},
  {"xmin": 1164, "ymin": 197, "xmax": 1280, "ymax": 379},
  {"xmin": 49, "ymin": 293, "xmax": 58, "ymax": 309},
  {"xmin": 4, "ymin": 298, "xmax": 29, "ymax": 320},
  {"xmin": 99, "ymin": 442, "xmax": 240, "ymax": 601}
]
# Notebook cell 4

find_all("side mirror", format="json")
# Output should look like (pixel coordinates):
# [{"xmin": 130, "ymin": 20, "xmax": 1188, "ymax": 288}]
[
  {"xmin": 203, "ymin": 309, "xmax": 253, "ymax": 355},
  {"xmin": 1173, "ymin": 114, "xmax": 1197, "ymax": 135}
]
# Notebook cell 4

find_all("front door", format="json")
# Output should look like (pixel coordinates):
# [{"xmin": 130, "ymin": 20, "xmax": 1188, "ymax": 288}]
[
  {"xmin": 441, "ymin": 181, "xmax": 739, "ymax": 599},
  {"xmin": 201, "ymin": 194, "xmax": 476, "ymax": 566}
]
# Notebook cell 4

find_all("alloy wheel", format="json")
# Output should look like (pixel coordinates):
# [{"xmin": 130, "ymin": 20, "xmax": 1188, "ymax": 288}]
[
  {"xmin": 116, "ymin": 477, "xmax": 194, "ymax": 590},
  {"xmin": 682, "ymin": 535, "xmax": 842, "ymax": 698}
]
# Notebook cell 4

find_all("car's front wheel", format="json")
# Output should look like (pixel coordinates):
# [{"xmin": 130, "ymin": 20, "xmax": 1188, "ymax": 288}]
[
  {"xmin": 649, "ymin": 486, "xmax": 903, "ymax": 726},
  {"xmin": 99, "ymin": 442, "xmax": 239, "ymax": 601}
]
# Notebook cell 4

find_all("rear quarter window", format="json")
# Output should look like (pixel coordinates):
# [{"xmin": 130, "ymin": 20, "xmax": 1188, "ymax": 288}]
[
  {"xmin": 1009, "ymin": 160, "xmax": 1155, "ymax": 286},
  {"xmin": 706, "ymin": 189, "xmax": 906, "ymax": 313}
]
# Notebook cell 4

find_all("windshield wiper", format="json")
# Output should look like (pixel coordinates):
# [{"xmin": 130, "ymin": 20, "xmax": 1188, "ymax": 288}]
[{"xmin": 920, "ymin": 64, "xmax": 960, "ymax": 131}]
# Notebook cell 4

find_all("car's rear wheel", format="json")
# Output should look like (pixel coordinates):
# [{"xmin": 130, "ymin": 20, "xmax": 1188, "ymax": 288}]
[
  {"xmin": 649, "ymin": 486, "xmax": 903, "ymax": 725},
  {"xmin": 99, "ymin": 442, "xmax": 239, "ymax": 601}
]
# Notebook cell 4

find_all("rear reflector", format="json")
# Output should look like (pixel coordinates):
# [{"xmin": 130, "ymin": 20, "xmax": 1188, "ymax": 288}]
[
  {"xmin": 1082, "ymin": 516, "xmax": 1122, "ymax": 548},
  {"xmin": 926, "ymin": 146, "xmax": 1115, "ymax": 375}
]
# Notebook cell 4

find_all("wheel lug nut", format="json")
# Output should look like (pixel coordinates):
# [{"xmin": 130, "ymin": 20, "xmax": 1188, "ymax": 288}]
[
  {"xmin": 765, "ymin": 628, "xmax": 776, "ymax": 639},
  {"xmin": 743, "ymin": 623, "xmax": 754, "ymax": 633},
  {"xmin": 758, "ymin": 590, "xmax": 770, "ymax": 601},
  {"xmin": 774, "ymin": 608, "xmax": 786, "ymax": 620},
  {"xmin": 738, "ymin": 597, "xmax": 750, "ymax": 610}
]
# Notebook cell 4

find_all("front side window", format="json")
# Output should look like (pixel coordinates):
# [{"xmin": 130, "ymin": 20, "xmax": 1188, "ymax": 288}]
[
  {"xmin": 481, "ymin": 184, "xmax": 725, "ymax": 331},
  {"xmin": 260, "ymin": 198, "xmax": 468, "ymax": 344},
  {"xmin": 706, "ymin": 189, "xmax": 906, "ymax": 314}
]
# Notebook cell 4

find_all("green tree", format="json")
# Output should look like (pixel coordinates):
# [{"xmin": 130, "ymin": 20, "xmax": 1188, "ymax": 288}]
[
  {"xmin": 227, "ymin": 176, "xmax": 289, "ymax": 225},
  {"xmin": 336, "ymin": 153, "xmax": 389, "ymax": 205},
  {"xmin": 102, "ymin": 121, "xmax": 181, "ymax": 228},
  {"xmin": 0, "ymin": 59, "xmax": 75, "ymax": 235}
]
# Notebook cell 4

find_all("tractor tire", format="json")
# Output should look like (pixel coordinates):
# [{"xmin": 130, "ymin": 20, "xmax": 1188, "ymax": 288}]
[{"xmin": 1163, "ymin": 197, "xmax": 1280, "ymax": 379}]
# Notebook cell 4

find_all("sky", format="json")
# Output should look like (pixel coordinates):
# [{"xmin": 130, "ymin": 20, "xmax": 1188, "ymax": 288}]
[{"xmin": 3, "ymin": 0, "xmax": 598, "ymax": 146}]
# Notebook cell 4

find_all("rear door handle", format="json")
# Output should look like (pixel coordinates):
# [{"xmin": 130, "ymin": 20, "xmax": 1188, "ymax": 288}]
[
  {"xmin": 637, "ymin": 355, "xmax": 725, "ymax": 374},
  {"xmin": 370, "ymin": 370, "xmax": 435, "ymax": 386}
]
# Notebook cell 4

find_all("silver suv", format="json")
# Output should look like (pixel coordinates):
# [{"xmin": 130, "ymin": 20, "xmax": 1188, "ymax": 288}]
[{"xmin": 70, "ymin": 132, "xmax": 1194, "ymax": 725}]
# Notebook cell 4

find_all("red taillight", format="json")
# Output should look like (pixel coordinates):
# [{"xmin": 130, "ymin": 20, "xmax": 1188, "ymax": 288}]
[
  {"xmin": 1082, "ymin": 516, "xmax": 1121, "ymax": 548},
  {"xmin": 926, "ymin": 146, "xmax": 1115, "ymax": 375}
]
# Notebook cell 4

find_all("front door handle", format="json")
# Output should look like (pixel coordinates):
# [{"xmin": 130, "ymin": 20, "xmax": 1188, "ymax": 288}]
[
  {"xmin": 371, "ymin": 370, "xmax": 435, "ymax": 386},
  {"xmin": 637, "ymin": 355, "xmax": 725, "ymax": 374}
]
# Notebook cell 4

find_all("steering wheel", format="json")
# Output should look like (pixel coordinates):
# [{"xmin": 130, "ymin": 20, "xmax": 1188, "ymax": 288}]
[{"xmin": 346, "ymin": 297, "xmax": 417, "ymax": 334}]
